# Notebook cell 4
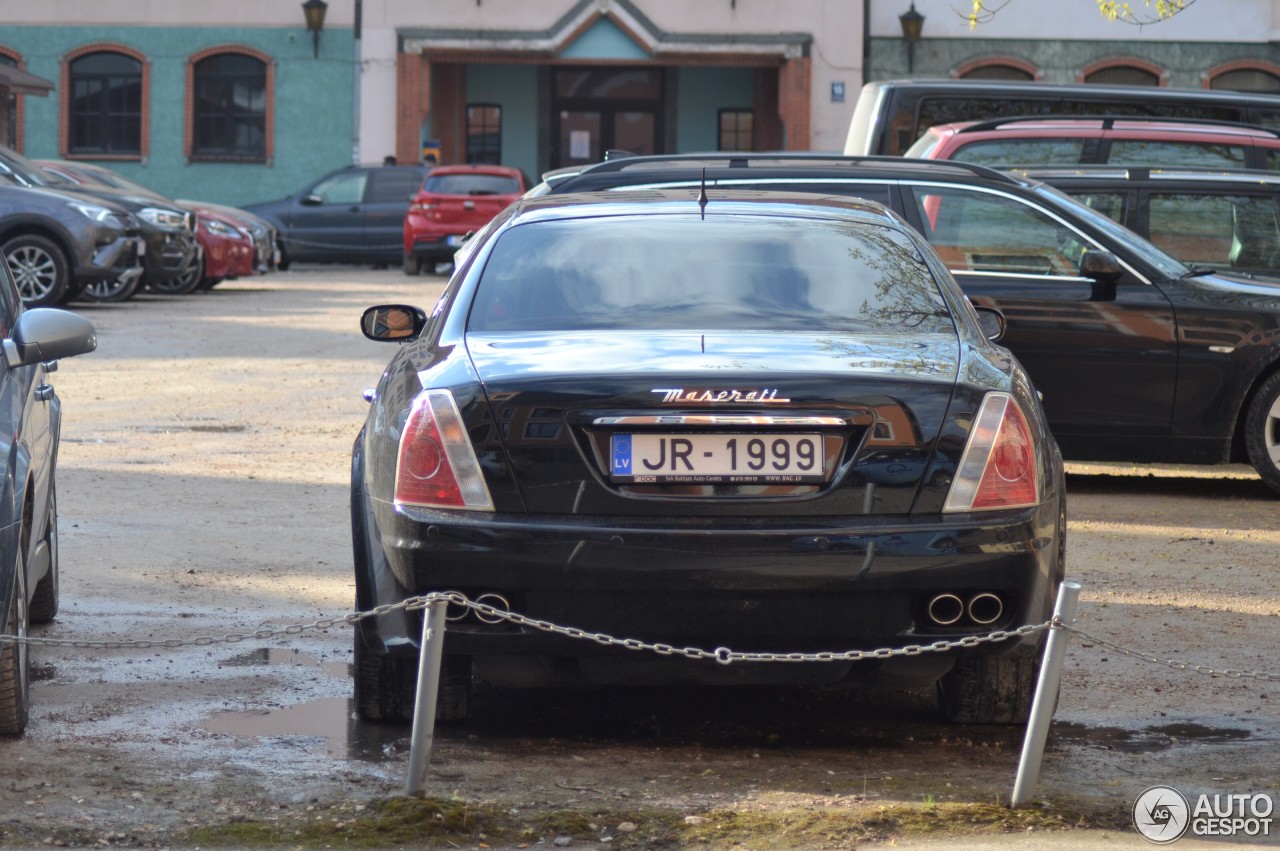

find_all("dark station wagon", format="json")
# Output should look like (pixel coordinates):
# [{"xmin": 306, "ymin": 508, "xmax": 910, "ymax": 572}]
[{"xmin": 529, "ymin": 154, "xmax": 1280, "ymax": 499}]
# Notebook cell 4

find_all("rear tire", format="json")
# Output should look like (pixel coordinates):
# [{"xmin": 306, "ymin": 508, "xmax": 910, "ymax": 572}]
[
  {"xmin": 937, "ymin": 654, "xmax": 1039, "ymax": 724},
  {"xmin": 4, "ymin": 235, "xmax": 69, "ymax": 307},
  {"xmin": 402, "ymin": 254, "xmax": 421, "ymax": 276},
  {"xmin": 1244, "ymin": 372, "xmax": 1280, "ymax": 495},
  {"xmin": 0, "ymin": 551, "xmax": 30, "ymax": 735},
  {"xmin": 353, "ymin": 632, "xmax": 470, "ymax": 723}
]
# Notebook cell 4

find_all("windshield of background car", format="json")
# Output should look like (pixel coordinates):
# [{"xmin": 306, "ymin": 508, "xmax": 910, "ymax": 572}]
[
  {"xmin": 1031, "ymin": 183, "xmax": 1189, "ymax": 278},
  {"xmin": 426, "ymin": 174, "xmax": 521, "ymax": 195},
  {"xmin": 467, "ymin": 214, "xmax": 954, "ymax": 334}
]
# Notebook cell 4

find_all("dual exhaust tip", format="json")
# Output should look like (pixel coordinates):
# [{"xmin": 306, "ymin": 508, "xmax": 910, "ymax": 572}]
[
  {"xmin": 444, "ymin": 591, "xmax": 511, "ymax": 624},
  {"xmin": 926, "ymin": 592, "xmax": 1004, "ymax": 627}
]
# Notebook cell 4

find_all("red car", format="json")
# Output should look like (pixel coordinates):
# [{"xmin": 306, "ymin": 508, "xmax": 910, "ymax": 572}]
[
  {"xmin": 171, "ymin": 200, "xmax": 260, "ymax": 292},
  {"xmin": 904, "ymin": 116, "xmax": 1280, "ymax": 171},
  {"xmin": 402, "ymin": 164, "xmax": 528, "ymax": 274}
]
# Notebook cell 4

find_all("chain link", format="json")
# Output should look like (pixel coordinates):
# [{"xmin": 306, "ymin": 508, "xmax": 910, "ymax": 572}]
[
  {"xmin": 2, "ymin": 592, "xmax": 1047, "ymax": 662},
  {"xmin": 1064, "ymin": 624, "xmax": 1279, "ymax": 681},
  {"xmin": 8, "ymin": 592, "xmax": 1274, "ymax": 681}
]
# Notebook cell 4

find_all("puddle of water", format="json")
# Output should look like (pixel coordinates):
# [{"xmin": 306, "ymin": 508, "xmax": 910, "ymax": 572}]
[
  {"xmin": 1053, "ymin": 721, "xmax": 1251, "ymax": 754},
  {"xmin": 220, "ymin": 647, "xmax": 349, "ymax": 679},
  {"xmin": 203, "ymin": 697, "xmax": 406, "ymax": 760}
]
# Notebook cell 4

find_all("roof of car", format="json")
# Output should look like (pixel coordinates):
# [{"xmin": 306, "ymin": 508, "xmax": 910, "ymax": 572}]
[
  {"xmin": 428, "ymin": 164, "xmax": 524, "ymax": 176},
  {"xmin": 926, "ymin": 115, "xmax": 1280, "ymax": 142},
  {"xmin": 546, "ymin": 153, "xmax": 1028, "ymax": 192}
]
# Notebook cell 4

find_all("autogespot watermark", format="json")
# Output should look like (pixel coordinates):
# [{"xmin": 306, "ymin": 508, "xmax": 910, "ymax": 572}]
[{"xmin": 1133, "ymin": 785, "xmax": 1275, "ymax": 844}]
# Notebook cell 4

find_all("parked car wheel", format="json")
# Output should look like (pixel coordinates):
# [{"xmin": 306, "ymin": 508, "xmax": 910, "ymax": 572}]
[
  {"xmin": 147, "ymin": 271, "xmax": 203, "ymax": 296},
  {"xmin": 402, "ymin": 254, "xmax": 421, "ymax": 276},
  {"xmin": 168, "ymin": 252, "xmax": 205, "ymax": 294},
  {"xmin": 80, "ymin": 277, "xmax": 140, "ymax": 304},
  {"xmin": 4, "ymin": 235, "xmax": 69, "ymax": 307},
  {"xmin": 1245, "ymin": 372, "xmax": 1280, "ymax": 494},
  {"xmin": 354, "ymin": 633, "xmax": 470, "ymax": 723},
  {"xmin": 937, "ymin": 653, "xmax": 1040, "ymax": 724},
  {"xmin": 29, "ymin": 485, "xmax": 59, "ymax": 625},
  {"xmin": 0, "ymin": 549, "xmax": 29, "ymax": 735}
]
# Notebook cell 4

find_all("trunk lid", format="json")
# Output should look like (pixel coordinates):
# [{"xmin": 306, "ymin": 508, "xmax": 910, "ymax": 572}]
[{"xmin": 466, "ymin": 330, "xmax": 961, "ymax": 517}]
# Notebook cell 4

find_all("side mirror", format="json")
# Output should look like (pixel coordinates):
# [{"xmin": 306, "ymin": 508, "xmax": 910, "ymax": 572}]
[
  {"xmin": 300, "ymin": 194, "xmax": 324, "ymax": 207},
  {"xmin": 3, "ymin": 308, "xmax": 96, "ymax": 368},
  {"xmin": 973, "ymin": 306, "xmax": 1006, "ymax": 342},
  {"xmin": 1080, "ymin": 250, "xmax": 1124, "ymax": 283},
  {"xmin": 361, "ymin": 305, "xmax": 428, "ymax": 342}
]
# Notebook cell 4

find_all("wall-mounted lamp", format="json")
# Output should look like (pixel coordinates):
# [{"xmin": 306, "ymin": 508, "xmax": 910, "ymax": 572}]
[
  {"xmin": 899, "ymin": 2, "xmax": 925, "ymax": 73},
  {"xmin": 302, "ymin": 0, "xmax": 328, "ymax": 59}
]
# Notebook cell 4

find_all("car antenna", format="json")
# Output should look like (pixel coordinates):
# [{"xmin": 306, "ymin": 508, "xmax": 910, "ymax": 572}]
[{"xmin": 698, "ymin": 168, "xmax": 708, "ymax": 220}]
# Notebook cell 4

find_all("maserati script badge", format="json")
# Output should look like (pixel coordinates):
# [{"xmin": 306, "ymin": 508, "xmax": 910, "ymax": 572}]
[{"xmin": 652, "ymin": 388, "xmax": 791, "ymax": 404}]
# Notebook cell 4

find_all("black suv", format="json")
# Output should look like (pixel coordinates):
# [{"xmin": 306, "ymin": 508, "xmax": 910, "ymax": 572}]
[
  {"xmin": 0, "ymin": 182, "xmax": 143, "ymax": 307},
  {"xmin": 544, "ymin": 154, "xmax": 1280, "ymax": 494},
  {"xmin": 1017, "ymin": 166, "xmax": 1280, "ymax": 279}
]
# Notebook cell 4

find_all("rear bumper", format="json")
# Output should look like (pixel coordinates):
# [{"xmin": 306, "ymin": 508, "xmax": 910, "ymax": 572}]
[{"xmin": 356, "ymin": 496, "xmax": 1061, "ymax": 685}]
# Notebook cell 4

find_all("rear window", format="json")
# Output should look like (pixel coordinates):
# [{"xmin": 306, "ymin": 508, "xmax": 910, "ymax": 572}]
[
  {"xmin": 467, "ymin": 215, "xmax": 953, "ymax": 334},
  {"xmin": 425, "ymin": 174, "xmax": 521, "ymax": 195}
]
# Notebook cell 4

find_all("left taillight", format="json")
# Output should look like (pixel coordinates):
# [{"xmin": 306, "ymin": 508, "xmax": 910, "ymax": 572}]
[
  {"xmin": 394, "ymin": 390, "xmax": 494, "ymax": 511},
  {"xmin": 944, "ymin": 392, "xmax": 1040, "ymax": 513}
]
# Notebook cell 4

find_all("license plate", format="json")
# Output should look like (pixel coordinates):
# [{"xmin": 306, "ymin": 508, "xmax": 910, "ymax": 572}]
[{"xmin": 610, "ymin": 433, "xmax": 824, "ymax": 484}]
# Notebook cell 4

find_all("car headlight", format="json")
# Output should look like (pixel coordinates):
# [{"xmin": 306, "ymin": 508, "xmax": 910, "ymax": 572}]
[
  {"xmin": 204, "ymin": 218, "xmax": 244, "ymax": 239},
  {"xmin": 138, "ymin": 207, "xmax": 188, "ymax": 229},
  {"xmin": 68, "ymin": 201, "xmax": 117, "ymax": 223}
]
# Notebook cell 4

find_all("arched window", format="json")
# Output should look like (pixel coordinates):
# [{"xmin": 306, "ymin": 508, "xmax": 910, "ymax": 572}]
[
  {"xmin": 1083, "ymin": 65, "xmax": 1160, "ymax": 87},
  {"xmin": 68, "ymin": 50, "xmax": 143, "ymax": 155},
  {"xmin": 190, "ymin": 50, "xmax": 269, "ymax": 162},
  {"xmin": 1210, "ymin": 69, "xmax": 1280, "ymax": 93},
  {"xmin": 960, "ymin": 64, "xmax": 1033, "ymax": 82}
]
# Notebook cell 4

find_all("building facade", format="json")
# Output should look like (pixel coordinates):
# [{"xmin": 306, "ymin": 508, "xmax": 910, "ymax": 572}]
[{"xmin": 1, "ymin": 0, "xmax": 1278, "ymax": 206}]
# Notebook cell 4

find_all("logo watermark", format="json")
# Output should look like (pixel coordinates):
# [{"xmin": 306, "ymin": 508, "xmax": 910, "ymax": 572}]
[{"xmin": 1133, "ymin": 785, "xmax": 1274, "ymax": 844}]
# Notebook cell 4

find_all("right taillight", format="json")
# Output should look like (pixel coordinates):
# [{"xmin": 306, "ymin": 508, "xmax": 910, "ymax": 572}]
[
  {"xmin": 394, "ymin": 390, "xmax": 494, "ymax": 511},
  {"xmin": 944, "ymin": 392, "xmax": 1040, "ymax": 513}
]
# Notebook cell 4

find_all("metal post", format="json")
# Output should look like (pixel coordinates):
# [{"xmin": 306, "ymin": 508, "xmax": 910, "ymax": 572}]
[
  {"xmin": 1011, "ymin": 580, "xmax": 1082, "ymax": 808},
  {"xmin": 404, "ymin": 598, "xmax": 447, "ymax": 797}
]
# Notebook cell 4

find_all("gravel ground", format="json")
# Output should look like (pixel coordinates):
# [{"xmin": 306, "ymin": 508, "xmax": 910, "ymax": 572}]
[{"xmin": 0, "ymin": 267, "xmax": 1276, "ymax": 849}]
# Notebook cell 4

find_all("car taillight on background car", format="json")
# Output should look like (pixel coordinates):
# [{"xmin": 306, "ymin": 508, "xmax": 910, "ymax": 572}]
[
  {"xmin": 394, "ymin": 389, "xmax": 494, "ymax": 511},
  {"xmin": 944, "ymin": 392, "xmax": 1040, "ymax": 512}
]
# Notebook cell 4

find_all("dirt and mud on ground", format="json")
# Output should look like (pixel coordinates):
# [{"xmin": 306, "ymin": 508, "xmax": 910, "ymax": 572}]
[{"xmin": 0, "ymin": 268, "xmax": 1276, "ymax": 850}]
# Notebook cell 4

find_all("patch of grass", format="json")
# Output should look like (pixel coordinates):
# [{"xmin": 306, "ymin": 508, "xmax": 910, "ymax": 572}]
[{"xmin": 180, "ymin": 795, "xmax": 1133, "ymax": 849}]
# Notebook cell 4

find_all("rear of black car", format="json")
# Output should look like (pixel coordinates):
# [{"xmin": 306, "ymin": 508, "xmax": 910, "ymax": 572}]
[{"xmin": 352, "ymin": 192, "xmax": 1064, "ymax": 724}]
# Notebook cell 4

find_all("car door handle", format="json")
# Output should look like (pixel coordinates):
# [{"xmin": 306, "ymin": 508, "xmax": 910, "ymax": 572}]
[
  {"xmin": 35, "ymin": 384, "xmax": 54, "ymax": 402},
  {"xmin": 349, "ymin": 206, "xmax": 362, "ymax": 213}
]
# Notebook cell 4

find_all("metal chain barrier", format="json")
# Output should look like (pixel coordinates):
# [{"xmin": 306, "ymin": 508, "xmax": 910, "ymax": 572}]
[
  {"xmin": 3, "ymin": 591, "xmax": 1049, "ymax": 663},
  {"xmin": 1063, "ymin": 623, "xmax": 1279, "ymax": 681}
]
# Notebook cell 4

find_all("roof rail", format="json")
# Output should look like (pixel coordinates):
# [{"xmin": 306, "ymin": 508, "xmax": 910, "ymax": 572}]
[
  {"xmin": 570, "ymin": 152, "xmax": 1023, "ymax": 185},
  {"xmin": 953, "ymin": 114, "xmax": 1280, "ymax": 139}
]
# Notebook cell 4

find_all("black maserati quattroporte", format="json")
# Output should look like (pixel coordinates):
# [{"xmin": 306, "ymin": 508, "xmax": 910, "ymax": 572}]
[{"xmin": 352, "ymin": 189, "xmax": 1066, "ymax": 725}]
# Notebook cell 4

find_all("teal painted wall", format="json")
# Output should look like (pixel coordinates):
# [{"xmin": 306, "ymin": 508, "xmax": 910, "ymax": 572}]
[
  {"xmin": 466, "ymin": 64, "xmax": 540, "ymax": 182},
  {"xmin": 558, "ymin": 19, "xmax": 649, "ymax": 61},
  {"xmin": 676, "ymin": 67, "xmax": 754, "ymax": 154},
  {"xmin": 0, "ymin": 26, "xmax": 354, "ymax": 206}
]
